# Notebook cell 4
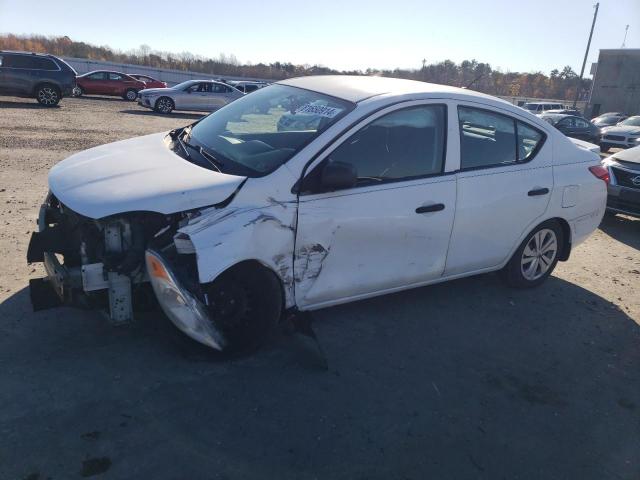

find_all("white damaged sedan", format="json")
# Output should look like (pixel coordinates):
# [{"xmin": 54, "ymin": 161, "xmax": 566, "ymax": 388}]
[{"xmin": 28, "ymin": 76, "xmax": 607, "ymax": 352}]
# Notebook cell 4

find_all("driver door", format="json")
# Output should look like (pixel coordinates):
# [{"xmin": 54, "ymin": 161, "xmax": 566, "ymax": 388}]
[
  {"xmin": 294, "ymin": 102, "xmax": 456, "ymax": 309},
  {"xmin": 190, "ymin": 82, "xmax": 213, "ymax": 111}
]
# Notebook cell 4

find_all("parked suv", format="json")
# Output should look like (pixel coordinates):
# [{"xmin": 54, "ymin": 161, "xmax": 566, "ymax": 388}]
[
  {"xmin": 76, "ymin": 70, "xmax": 147, "ymax": 100},
  {"xmin": 522, "ymin": 102, "xmax": 566, "ymax": 115},
  {"xmin": 0, "ymin": 51, "xmax": 76, "ymax": 106}
]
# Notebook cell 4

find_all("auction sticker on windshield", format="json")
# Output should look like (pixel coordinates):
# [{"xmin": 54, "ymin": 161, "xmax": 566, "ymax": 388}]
[{"xmin": 295, "ymin": 104, "xmax": 342, "ymax": 118}]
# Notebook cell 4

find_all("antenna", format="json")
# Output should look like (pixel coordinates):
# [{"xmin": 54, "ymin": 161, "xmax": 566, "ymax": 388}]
[{"xmin": 621, "ymin": 25, "xmax": 629, "ymax": 48}]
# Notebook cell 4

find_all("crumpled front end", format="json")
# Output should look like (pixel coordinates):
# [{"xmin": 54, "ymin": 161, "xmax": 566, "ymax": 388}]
[{"xmin": 27, "ymin": 193, "xmax": 174, "ymax": 324}]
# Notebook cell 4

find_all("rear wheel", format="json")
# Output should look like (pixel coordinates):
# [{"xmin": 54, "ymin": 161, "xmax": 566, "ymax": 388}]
[
  {"xmin": 500, "ymin": 220, "xmax": 563, "ymax": 288},
  {"xmin": 124, "ymin": 89, "xmax": 138, "ymax": 101},
  {"xmin": 600, "ymin": 143, "xmax": 610, "ymax": 153},
  {"xmin": 36, "ymin": 84, "xmax": 60, "ymax": 106},
  {"xmin": 73, "ymin": 86, "xmax": 83, "ymax": 97},
  {"xmin": 203, "ymin": 263, "xmax": 282, "ymax": 355},
  {"xmin": 154, "ymin": 96, "xmax": 174, "ymax": 114}
]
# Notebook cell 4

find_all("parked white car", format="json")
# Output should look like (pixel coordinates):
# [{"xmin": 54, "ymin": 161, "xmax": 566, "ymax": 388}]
[
  {"xmin": 137, "ymin": 79, "xmax": 244, "ymax": 114},
  {"xmin": 28, "ymin": 76, "xmax": 607, "ymax": 353},
  {"xmin": 522, "ymin": 102, "xmax": 566, "ymax": 115}
]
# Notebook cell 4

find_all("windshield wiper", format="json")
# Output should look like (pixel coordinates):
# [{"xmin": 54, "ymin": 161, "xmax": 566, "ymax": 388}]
[
  {"xmin": 180, "ymin": 131, "xmax": 225, "ymax": 172},
  {"xmin": 169, "ymin": 127, "xmax": 192, "ymax": 160}
]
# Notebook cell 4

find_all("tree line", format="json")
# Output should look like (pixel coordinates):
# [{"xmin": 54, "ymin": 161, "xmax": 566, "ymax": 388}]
[{"xmin": 0, "ymin": 34, "xmax": 591, "ymax": 100}]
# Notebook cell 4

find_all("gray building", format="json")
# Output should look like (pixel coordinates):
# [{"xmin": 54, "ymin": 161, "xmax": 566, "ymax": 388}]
[{"xmin": 587, "ymin": 48, "xmax": 640, "ymax": 118}]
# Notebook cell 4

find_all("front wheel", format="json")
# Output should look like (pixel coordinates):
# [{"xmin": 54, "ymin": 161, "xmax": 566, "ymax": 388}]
[
  {"xmin": 203, "ymin": 263, "xmax": 282, "ymax": 355},
  {"xmin": 36, "ymin": 84, "xmax": 60, "ymax": 106},
  {"xmin": 500, "ymin": 220, "xmax": 563, "ymax": 288},
  {"xmin": 154, "ymin": 96, "xmax": 174, "ymax": 114}
]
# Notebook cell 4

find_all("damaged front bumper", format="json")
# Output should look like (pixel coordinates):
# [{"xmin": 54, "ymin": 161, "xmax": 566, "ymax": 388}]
[{"xmin": 27, "ymin": 194, "xmax": 228, "ymax": 351}]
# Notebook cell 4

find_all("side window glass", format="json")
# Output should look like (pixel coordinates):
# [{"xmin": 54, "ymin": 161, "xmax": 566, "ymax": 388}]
[
  {"xmin": 517, "ymin": 122, "xmax": 544, "ymax": 161},
  {"xmin": 108, "ymin": 73, "xmax": 122, "ymax": 80},
  {"xmin": 575, "ymin": 118, "xmax": 589, "ymax": 128},
  {"xmin": 0, "ymin": 55, "xmax": 3, "ymax": 67},
  {"xmin": 458, "ymin": 107, "xmax": 516, "ymax": 169},
  {"xmin": 88, "ymin": 72, "xmax": 105, "ymax": 80},
  {"xmin": 324, "ymin": 105, "xmax": 446, "ymax": 188}
]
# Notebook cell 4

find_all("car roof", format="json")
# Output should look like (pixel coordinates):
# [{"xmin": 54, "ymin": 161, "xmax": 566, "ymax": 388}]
[
  {"xmin": 0, "ymin": 50, "xmax": 54, "ymax": 57},
  {"xmin": 277, "ymin": 75, "xmax": 505, "ymax": 104},
  {"xmin": 524, "ymin": 101, "xmax": 562, "ymax": 105}
]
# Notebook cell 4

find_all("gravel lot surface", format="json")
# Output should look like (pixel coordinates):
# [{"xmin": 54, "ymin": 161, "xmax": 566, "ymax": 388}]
[{"xmin": 0, "ymin": 95, "xmax": 639, "ymax": 480}]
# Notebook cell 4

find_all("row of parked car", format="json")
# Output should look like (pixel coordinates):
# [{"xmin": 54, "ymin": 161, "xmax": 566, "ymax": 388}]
[
  {"xmin": 520, "ymin": 102, "xmax": 640, "ymax": 153},
  {"xmin": 0, "ymin": 50, "xmax": 267, "ymax": 108}
]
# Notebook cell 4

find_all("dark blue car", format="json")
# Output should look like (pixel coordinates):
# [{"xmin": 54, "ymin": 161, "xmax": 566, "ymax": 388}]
[{"xmin": 0, "ymin": 51, "xmax": 77, "ymax": 106}]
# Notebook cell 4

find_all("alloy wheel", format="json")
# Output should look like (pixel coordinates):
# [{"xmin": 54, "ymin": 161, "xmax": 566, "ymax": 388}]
[
  {"xmin": 126, "ymin": 90, "xmax": 137, "ymax": 101},
  {"xmin": 157, "ymin": 98, "xmax": 173, "ymax": 113},
  {"xmin": 520, "ymin": 228, "xmax": 558, "ymax": 281},
  {"xmin": 37, "ymin": 87, "xmax": 58, "ymax": 105}
]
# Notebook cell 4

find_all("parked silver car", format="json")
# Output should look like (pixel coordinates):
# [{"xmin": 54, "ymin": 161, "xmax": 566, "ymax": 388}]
[{"xmin": 137, "ymin": 80, "xmax": 244, "ymax": 114}]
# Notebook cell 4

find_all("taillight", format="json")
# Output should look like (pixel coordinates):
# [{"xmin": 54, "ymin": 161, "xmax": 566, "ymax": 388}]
[{"xmin": 589, "ymin": 165, "xmax": 610, "ymax": 184}]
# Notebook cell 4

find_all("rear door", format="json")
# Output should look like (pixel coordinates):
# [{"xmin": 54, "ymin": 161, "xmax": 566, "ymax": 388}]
[
  {"xmin": 295, "ymin": 101, "xmax": 456, "ymax": 308},
  {"xmin": 1, "ymin": 54, "xmax": 34, "ymax": 94},
  {"xmin": 0, "ymin": 54, "xmax": 9, "ymax": 93},
  {"xmin": 207, "ymin": 83, "xmax": 234, "ymax": 110},
  {"xmin": 444, "ymin": 104, "xmax": 552, "ymax": 276}
]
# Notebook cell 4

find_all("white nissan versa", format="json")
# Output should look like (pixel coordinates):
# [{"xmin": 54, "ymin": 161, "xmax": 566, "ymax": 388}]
[{"xmin": 27, "ymin": 76, "xmax": 607, "ymax": 352}]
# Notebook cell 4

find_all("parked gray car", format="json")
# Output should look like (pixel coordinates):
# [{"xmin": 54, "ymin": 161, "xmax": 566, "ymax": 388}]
[
  {"xmin": 137, "ymin": 80, "xmax": 244, "ymax": 114},
  {"xmin": 602, "ymin": 145, "xmax": 640, "ymax": 218},
  {"xmin": 0, "ymin": 50, "xmax": 77, "ymax": 106}
]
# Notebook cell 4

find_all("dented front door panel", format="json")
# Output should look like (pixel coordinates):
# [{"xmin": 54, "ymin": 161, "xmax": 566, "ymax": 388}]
[{"xmin": 294, "ymin": 177, "xmax": 457, "ymax": 309}]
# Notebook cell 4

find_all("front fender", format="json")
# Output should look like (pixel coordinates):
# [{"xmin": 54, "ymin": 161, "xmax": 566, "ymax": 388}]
[{"xmin": 179, "ymin": 203, "xmax": 297, "ymax": 307}]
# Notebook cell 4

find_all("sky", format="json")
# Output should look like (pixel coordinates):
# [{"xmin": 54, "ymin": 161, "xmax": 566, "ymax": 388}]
[{"xmin": 0, "ymin": 0, "xmax": 638, "ymax": 76}]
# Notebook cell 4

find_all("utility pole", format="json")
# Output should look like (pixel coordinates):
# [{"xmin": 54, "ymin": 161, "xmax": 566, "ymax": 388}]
[
  {"xmin": 573, "ymin": 2, "xmax": 599, "ymax": 108},
  {"xmin": 621, "ymin": 24, "xmax": 629, "ymax": 48}
]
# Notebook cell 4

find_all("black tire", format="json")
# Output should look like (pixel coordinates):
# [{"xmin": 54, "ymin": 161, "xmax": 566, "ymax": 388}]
[
  {"xmin": 154, "ymin": 96, "xmax": 174, "ymax": 114},
  {"xmin": 500, "ymin": 220, "xmax": 564, "ymax": 288},
  {"xmin": 124, "ymin": 89, "xmax": 138, "ymax": 101},
  {"xmin": 73, "ymin": 86, "xmax": 84, "ymax": 97},
  {"xmin": 203, "ymin": 263, "xmax": 282, "ymax": 355},
  {"xmin": 35, "ymin": 84, "xmax": 61, "ymax": 107},
  {"xmin": 600, "ymin": 143, "xmax": 610, "ymax": 153}
]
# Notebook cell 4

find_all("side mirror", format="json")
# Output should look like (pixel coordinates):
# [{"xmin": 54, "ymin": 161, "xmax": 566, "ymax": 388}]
[{"xmin": 320, "ymin": 161, "xmax": 357, "ymax": 191}]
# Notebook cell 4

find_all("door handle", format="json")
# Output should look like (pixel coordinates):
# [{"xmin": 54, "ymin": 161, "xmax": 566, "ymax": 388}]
[
  {"xmin": 528, "ymin": 188, "xmax": 549, "ymax": 196},
  {"xmin": 415, "ymin": 203, "xmax": 445, "ymax": 214}
]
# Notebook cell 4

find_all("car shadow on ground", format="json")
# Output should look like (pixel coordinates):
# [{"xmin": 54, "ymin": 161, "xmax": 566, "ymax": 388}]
[
  {"xmin": 120, "ymin": 108, "xmax": 206, "ymax": 121},
  {"xmin": 0, "ymin": 100, "xmax": 59, "ymax": 109},
  {"xmin": 0, "ymin": 273, "xmax": 638, "ymax": 479},
  {"xmin": 72, "ymin": 95, "xmax": 133, "ymax": 103},
  {"xmin": 599, "ymin": 213, "xmax": 640, "ymax": 250}
]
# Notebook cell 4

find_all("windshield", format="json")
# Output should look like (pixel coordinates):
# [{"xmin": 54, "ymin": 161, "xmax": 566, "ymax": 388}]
[
  {"xmin": 594, "ymin": 116, "xmax": 617, "ymax": 123},
  {"xmin": 186, "ymin": 84, "xmax": 353, "ymax": 177},
  {"xmin": 523, "ymin": 104, "xmax": 537, "ymax": 110},
  {"xmin": 619, "ymin": 116, "xmax": 640, "ymax": 127}
]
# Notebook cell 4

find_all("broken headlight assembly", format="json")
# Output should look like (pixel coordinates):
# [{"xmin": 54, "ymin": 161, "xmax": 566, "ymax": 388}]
[{"xmin": 145, "ymin": 249, "xmax": 226, "ymax": 350}]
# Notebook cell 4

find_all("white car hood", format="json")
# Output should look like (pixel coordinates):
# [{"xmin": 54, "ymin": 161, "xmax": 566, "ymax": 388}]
[
  {"xmin": 601, "ymin": 125, "xmax": 640, "ymax": 135},
  {"xmin": 139, "ymin": 87, "xmax": 175, "ymax": 95},
  {"xmin": 568, "ymin": 137, "xmax": 600, "ymax": 154},
  {"xmin": 49, "ymin": 132, "xmax": 245, "ymax": 219}
]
